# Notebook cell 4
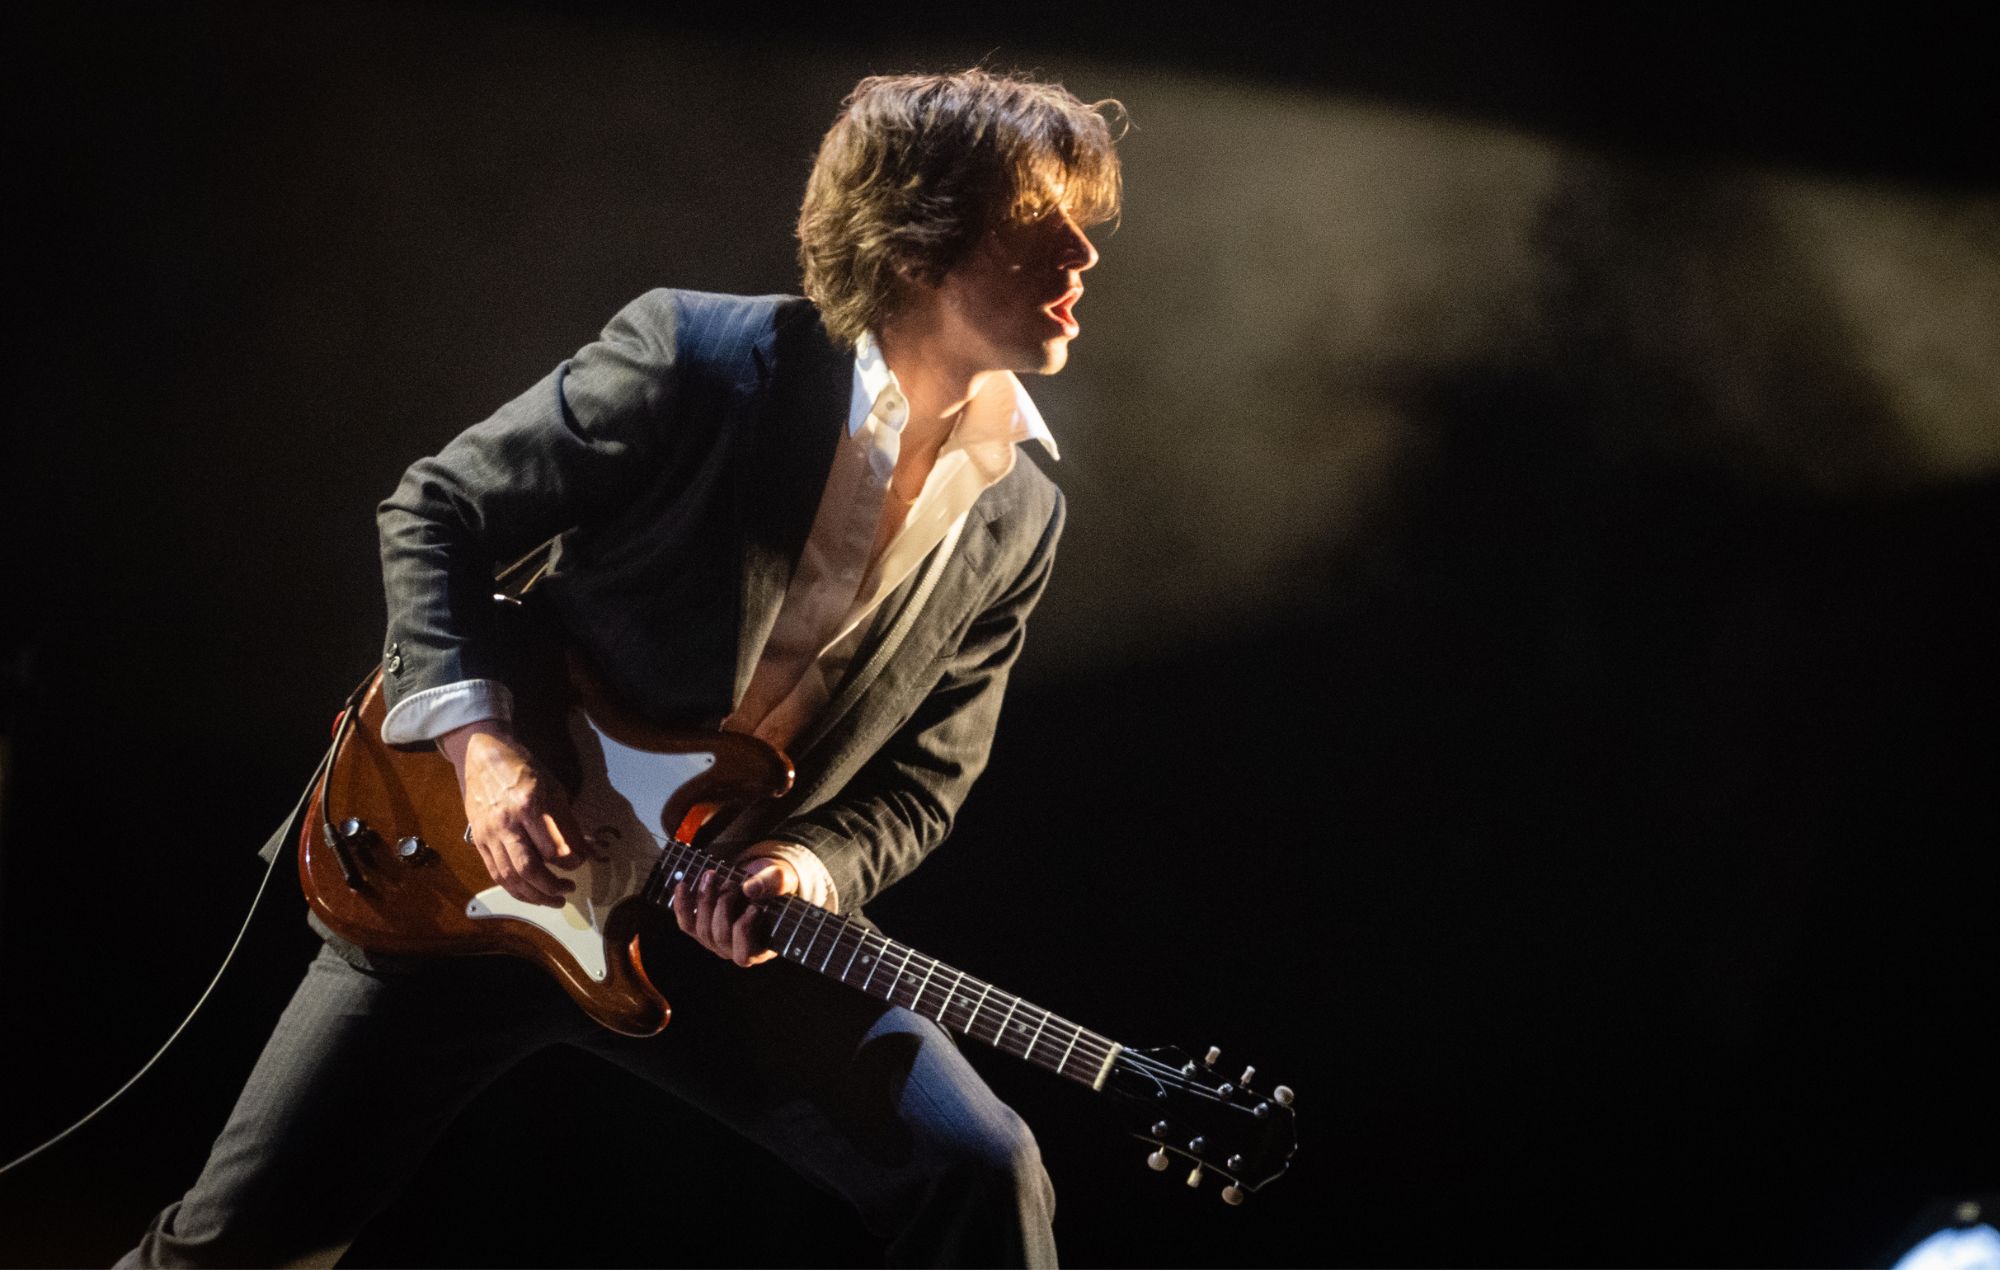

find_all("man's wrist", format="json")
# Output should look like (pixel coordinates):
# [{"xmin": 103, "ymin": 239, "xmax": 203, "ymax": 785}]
[{"xmin": 436, "ymin": 717, "xmax": 511, "ymax": 770}]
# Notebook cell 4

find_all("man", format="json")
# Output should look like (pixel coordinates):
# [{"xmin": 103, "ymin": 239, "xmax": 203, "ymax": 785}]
[{"xmin": 119, "ymin": 68, "xmax": 1119, "ymax": 1267}]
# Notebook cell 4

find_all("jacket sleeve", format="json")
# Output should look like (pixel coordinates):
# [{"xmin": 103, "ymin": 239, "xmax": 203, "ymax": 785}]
[
  {"xmin": 375, "ymin": 291, "xmax": 686, "ymax": 724},
  {"xmin": 764, "ymin": 489, "xmax": 1065, "ymax": 911}
]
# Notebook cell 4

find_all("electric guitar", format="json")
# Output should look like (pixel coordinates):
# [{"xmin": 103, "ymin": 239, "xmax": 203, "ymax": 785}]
[{"xmin": 299, "ymin": 651, "xmax": 1298, "ymax": 1203}]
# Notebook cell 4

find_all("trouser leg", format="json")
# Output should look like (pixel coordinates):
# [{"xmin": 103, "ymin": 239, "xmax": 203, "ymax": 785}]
[
  {"xmin": 117, "ymin": 944, "xmax": 585, "ymax": 1269},
  {"xmin": 582, "ymin": 939, "xmax": 1058, "ymax": 1269}
]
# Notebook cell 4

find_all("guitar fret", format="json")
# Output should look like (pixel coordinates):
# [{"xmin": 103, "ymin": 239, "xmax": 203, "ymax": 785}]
[
  {"xmin": 883, "ymin": 945, "xmax": 909, "ymax": 1003},
  {"xmin": 937, "ymin": 967, "xmax": 967, "ymax": 1030},
  {"xmin": 994, "ymin": 996, "xmax": 1022, "ymax": 1056},
  {"xmin": 1056, "ymin": 1025, "xmax": 1080, "ymax": 1078},
  {"xmin": 910, "ymin": 956, "xmax": 940, "ymax": 1017},
  {"xmin": 860, "ymin": 938, "xmax": 884, "ymax": 992},
  {"xmin": 831, "ymin": 923, "xmax": 863, "ymax": 976},
  {"xmin": 778, "ymin": 902, "xmax": 805, "ymax": 958},
  {"xmin": 838, "ymin": 926, "xmax": 865, "ymax": 982},
  {"xmin": 966, "ymin": 982, "xmax": 993, "ymax": 1041},
  {"xmin": 1024, "ymin": 1009, "xmax": 1050, "ymax": 1068},
  {"xmin": 790, "ymin": 910, "xmax": 812, "ymax": 962},
  {"xmin": 796, "ymin": 906, "xmax": 830, "ymax": 964}
]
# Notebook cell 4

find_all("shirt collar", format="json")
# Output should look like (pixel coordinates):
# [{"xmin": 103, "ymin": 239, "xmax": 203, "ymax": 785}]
[{"xmin": 850, "ymin": 331, "xmax": 1060, "ymax": 461}]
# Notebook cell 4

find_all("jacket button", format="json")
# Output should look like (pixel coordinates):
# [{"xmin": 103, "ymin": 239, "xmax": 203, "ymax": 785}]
[{"xmin": 385, "ymin": 643, "xmax": 403, "ymax": 674}]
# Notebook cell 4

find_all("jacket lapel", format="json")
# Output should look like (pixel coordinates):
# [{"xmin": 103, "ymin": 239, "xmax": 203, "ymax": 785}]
[
  {"xmin": 787, "ymin": 504, "xmax": 1000, "ymax": 782},
  {"xmin": 733, "ymin": 307, "xmax": 850, "ymax": 706}
]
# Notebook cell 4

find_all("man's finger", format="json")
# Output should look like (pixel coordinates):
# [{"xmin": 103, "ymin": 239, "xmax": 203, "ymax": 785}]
[
  {"xmin": 470, "ymin": 834, "xmax": 505, "ymax": 895},
  {"xmin": 704, "ymin": 872, "xmax": 741, "ymax": 952},
  {"xmin": 518, "ymin": 810, "xmax": 581, "ymax": 881},
  {"xmin": 670, "ymin": 880, "xmax": 696, "ymax": 934},
  {"xmin": 500, "ymin": 828, "xmax": 570, "ymax": 906},
  {"xmin": 695, "ymin": 870, "xmax": 725, "ymax": 955},
  {"xmin": 730, "ymin": 903, "xmax": 763, "ymax": 967},
  {"xmin": 539, "ymin": 802, "xmax": 588, "ymax": 871}
]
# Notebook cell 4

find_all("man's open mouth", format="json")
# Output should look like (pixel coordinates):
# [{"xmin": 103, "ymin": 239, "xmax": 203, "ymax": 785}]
[{"xmin": 1045, "ymin": 287, "xmax": 1083, "ymax": 336}]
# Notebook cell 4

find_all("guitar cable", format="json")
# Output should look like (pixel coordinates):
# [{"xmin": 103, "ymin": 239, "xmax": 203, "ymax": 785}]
[
  {"xmin": 0, "ymin": 677, "xmax": 365, "ymax": 1179},
  {"xmin": 0, "ymin": 835, "xmax": 289, "ymax": 1179}
]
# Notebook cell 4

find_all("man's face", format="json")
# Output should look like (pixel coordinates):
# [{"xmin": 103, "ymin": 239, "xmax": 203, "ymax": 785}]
[{"xmin": 928, "ymin": 205, "xmax": 1101, "ymax": 377}]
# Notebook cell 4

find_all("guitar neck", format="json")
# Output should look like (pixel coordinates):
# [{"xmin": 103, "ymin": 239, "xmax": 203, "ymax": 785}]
[{"xmin": 645, "ymin": 842, "xmax": 1125, "ymax": 1091}]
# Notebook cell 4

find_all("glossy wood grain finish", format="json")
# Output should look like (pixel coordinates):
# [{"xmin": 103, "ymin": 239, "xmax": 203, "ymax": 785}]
[{"xmin": 297, "ymin": 665, "xmax": 793, "ymax": 1036}]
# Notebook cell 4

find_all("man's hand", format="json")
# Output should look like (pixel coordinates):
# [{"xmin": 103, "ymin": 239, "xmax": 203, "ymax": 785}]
[
  {"xmin": 671, "ymin": 853, "xmax": 800, "ymax": 967},
  {"xmin": 440, "ymin": 720, "xmax": 587, "ymax": 908}
]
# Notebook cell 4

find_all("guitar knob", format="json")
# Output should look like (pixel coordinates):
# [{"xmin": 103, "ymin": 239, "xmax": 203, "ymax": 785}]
[
  {"xmin": 1203, "ymin": 1046, "xmax": 1221, "ymax": 1067},
  {"xmin": 1146, "ymin": 1148, "xmax": 1170, "ymax": 1172},
  {"xmin": 1273, "ymin": 1085, "xmax": 1295, "ymax": 1107},
  {"xmin": 396, "ymin": 836, "xmax": 432, "ymax": 864},
  {"xmin": 338, "ymin": 817, "xmax": 369, "ymax": 840},
  {"xmin": 1221, "ymin": 1184, "xmax": 1246, "ymax": 1206},
  {"xmin": 1185, "ymin": 1165, "xmax": 1204, "ymax": 1188}
]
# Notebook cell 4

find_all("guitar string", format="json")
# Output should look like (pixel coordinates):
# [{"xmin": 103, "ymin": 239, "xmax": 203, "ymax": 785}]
[
  {"xmin": 640, "ymin": 835, "xmax": 1133, "ymax": 1072},
  {"xmin": 644, "ymin": 839, "xmax": 1128, "ymax": 1066},
  {"xmin": 640, "ymin": 847, "xmax": 1277, "ymax": 1167},
  {"xmin": 659, "ymin": 861, "xmax": 1224, "ymax": 1100},
  {"xmin": 594, "ymin": 822, "xmax": 1230, "ymax": 1099},
  {"xmin": 625, "ymin": 832, "xmax": 1239, "ymax": 1102},
  {"xmin": 651, "ymin": 843, "xmax": 1120, "ymax": 1069},
  {"xmin": 640, "ymin": 840, "xmax": 1226, "ymax": 1096}
]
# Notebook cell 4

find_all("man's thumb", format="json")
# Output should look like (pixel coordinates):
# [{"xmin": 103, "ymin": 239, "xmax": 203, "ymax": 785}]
[{"xmin": 741, "ymin": 859, "xmax": 793, "ymax": 901}]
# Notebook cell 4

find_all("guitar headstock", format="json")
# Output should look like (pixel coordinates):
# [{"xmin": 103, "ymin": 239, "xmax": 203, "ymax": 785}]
[{"xmin": 1104, "ymin": 1044, "xmax": 1299, "ymax": 1204}]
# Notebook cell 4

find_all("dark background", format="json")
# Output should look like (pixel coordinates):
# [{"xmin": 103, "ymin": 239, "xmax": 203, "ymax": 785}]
[{"xmin": 5, "ymin": 3, "xmax": 1996, "ymax": 1266}]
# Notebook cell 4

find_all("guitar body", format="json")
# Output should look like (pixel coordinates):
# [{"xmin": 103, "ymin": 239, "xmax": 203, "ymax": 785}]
[{"xmin": 298, "ymin": 660, "xmax": 794, "ymax": 1037}]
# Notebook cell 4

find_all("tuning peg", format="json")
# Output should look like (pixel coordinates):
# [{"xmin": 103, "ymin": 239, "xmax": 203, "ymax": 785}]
[
  {"xmin": 1147, "ymin": 1147, "xmax": 1170, "ymax": 1171},
  {"xmin": 1238, "ymin": 1065, "xmax": 1256, "ymax": 1087},
  {"xmin": 1151, "ymin": 1120, "xmax": 1169, "ymax": 1137},
  {"xmin": 1203, "ymin": 1046, "xmax": 1221, "ymax": 1067},
  {"xmin": 1273, "ymin": 1085, "xmax": 1295, "ymax": 1107},
  {"xmin": 1221, "ymin": 1184, "xmax": 1246, "ymax": 1206},
  {"xmin": 1185, "ymin": 1165, "xmax": 1204, "ymax": 1188}
]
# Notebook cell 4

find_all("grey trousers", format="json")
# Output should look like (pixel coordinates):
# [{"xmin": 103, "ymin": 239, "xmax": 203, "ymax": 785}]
[{"xmin": 117, "ymin": 936, "xmax": 1057, "ymax": 1268}]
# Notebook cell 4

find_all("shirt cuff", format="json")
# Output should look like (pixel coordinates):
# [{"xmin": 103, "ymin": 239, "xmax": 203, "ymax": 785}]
[
  {"xmin": 378, "ymin": 678, "xmax": 516, "ymax": 746},
  {"xmin": 743, "ymin": 841, "xmax": 840, "ymax": 913}
]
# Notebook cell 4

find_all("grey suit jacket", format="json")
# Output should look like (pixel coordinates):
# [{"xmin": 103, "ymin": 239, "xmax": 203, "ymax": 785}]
[{"xmin": 374, "ymin": 289, "xmax": 1065, "ymax": 913}]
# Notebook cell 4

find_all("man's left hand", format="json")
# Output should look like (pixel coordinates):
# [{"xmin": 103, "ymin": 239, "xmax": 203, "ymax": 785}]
[{"xmin": 670, "ymin": 853, "xmax": 799, "ymax": 967}]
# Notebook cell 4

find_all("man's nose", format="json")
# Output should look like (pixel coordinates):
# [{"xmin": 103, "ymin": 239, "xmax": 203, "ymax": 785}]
[{"xmin": 1056, "ymin": 213, "xmax": 1099, "ymax": 272}]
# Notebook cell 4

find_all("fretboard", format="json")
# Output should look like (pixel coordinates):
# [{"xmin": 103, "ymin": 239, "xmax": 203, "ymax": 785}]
[{"xmin": 643, "ymin": 841, "xmax": 1123, "ymax": 1090}]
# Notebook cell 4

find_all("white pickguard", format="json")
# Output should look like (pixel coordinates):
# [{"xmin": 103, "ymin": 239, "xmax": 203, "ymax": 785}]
[{"xmin": 464, "ymin": 709, "xmax": 712, "ymax": 981}]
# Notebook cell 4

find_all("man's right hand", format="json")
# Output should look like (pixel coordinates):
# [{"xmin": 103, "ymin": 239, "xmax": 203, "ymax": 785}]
[{"xmin": 438, "ymin": 720, "xmax": 586, "ymax": 908}]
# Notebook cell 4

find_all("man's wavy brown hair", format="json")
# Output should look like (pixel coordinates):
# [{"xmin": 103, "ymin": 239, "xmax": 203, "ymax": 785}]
[{"xmin": 798, "ymin": 69, "xmax": 1124, "ymax": 348}]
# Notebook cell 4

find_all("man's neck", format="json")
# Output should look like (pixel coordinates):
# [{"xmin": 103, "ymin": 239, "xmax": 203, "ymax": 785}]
[{"xmin": 874, "ymin": 326, "xmax": 1000, "ymax": 456}]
